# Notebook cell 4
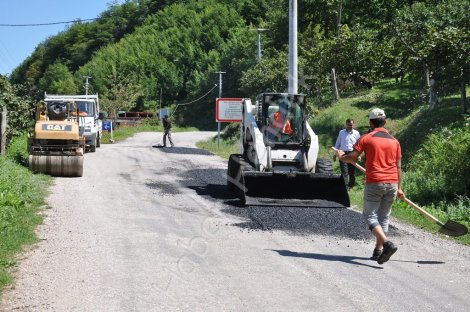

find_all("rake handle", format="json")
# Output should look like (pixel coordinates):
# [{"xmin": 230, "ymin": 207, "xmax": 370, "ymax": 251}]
[
  {"xmin": 331, "ymin": 147, "xmax": 449, "ymax": 228},
  {"xmin": 401, "ymin": 197, "xmax": 443, "ymax": 225},
  {"xmin": 331, "ymin": 147, "xmax": 366, "ymax": 173}
]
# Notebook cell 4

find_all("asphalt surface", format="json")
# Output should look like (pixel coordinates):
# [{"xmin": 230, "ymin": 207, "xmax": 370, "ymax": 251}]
[{"xmin": 1, "ymin": 131, "xmax": 469, "ymax": 311}]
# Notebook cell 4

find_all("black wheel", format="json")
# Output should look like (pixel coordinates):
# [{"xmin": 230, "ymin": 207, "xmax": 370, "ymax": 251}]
[
  {"xmin": 315, "ymin": 158, "xmax": 334, "ymax": 174},
  {"xmin": 89, "ymin": 137, "xmax": 97, "ymax": 152}
]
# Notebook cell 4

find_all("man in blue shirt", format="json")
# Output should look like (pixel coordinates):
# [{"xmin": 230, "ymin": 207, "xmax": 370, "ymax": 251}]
[{"xmin": 334, "ymin": 118, "xmax": 360, "ymax": 189}]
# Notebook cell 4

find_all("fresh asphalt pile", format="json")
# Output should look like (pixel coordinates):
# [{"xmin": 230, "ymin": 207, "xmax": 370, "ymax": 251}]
[{"xmin": 177, "ymin": 163, "xmax": 398, "ymax": 241}]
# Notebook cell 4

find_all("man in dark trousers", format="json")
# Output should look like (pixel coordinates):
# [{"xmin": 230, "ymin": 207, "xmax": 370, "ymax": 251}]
[
  {"xmin": 162, "ymin": 115, "xmax": 174, "ymax": 147},
  {"xmin": 338, "ymin": 108, "xmax": 404, "ymax": 265},
  {"xmin": 334, "ymin": 118, "xmax": 360, "ymax": 189}
]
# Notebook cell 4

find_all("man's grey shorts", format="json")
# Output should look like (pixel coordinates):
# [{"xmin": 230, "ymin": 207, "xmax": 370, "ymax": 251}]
[{"xmin": 363, "ymin": 183, "xmax": 398, "ymax": 232}]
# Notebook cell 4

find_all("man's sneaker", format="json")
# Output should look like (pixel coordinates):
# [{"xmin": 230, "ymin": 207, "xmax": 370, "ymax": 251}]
[
  {"xmin": 371, "ymin": 248, "xmax": 382, "ymax": 261},
  {"xmin": 377, "ymin": 241, "xmax": 398, "ymax": 264}
]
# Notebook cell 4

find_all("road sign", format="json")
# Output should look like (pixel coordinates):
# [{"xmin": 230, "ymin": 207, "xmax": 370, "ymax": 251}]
[{"xmin": 216, "ymin": 98, "xmax": 243, "ymax": 122}]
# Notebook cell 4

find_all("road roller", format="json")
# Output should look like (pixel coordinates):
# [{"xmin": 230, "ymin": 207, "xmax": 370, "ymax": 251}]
[{"xmin": 28, "ymin": 100, "xmax": 85, "ymax": 177}]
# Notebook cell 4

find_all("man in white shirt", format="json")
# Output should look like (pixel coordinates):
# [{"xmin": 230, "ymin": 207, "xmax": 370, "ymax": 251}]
[{"xmin": 334, "ymin": 118, "xmax": 360, "ymax": 189}]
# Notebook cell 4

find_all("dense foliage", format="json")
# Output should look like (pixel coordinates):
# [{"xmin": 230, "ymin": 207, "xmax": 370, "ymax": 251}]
[
  {"xmin": 404, "ymin": 126, "xmax": 470, "ymax": 204},
  {"xmin": 8, "ymin": 0, "xmax": 468, "ymax": 128},
  {"xmin": 0, "ymin": 75, "xmax": 33, "ymax": 143}
]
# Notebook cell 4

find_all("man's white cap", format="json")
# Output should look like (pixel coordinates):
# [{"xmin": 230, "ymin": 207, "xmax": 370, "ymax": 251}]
[{"xmin": 369, "ymin": 108, "xmax": 386, "ymax": 119}]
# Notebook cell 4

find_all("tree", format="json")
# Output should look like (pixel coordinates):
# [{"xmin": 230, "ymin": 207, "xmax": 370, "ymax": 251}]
[
  {"xmin": 38, "ymin": 62, "xmax": 78, "ymax": 94},
  {"xmin": 100, "ymin": 65, "xmax": 142, "ymax": 118},
  {"xmin": 389, "ymin": 1, "xmax": 470, "ymax": 113},
  {"xmin": 0, "ymin": 75, "xmax": 33, "ymax": 142}
]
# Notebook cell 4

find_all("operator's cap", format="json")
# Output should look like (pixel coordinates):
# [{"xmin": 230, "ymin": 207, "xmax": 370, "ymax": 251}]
[{"xmin": 369, "ymin": 108, "xmax": 386, "ymax": 119}]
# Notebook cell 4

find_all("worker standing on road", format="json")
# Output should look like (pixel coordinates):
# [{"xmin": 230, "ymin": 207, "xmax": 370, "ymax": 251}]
[
  {"xmin": 162, "ymin": 115, "xmax": 174, "ymax": 147},
  {"xmin": 334, "ymin": 118, "xmax": 360, "ymax": 189},
  {"xmin": 337, "ymin": 108, "xmax": 404, "ymax": 265}
]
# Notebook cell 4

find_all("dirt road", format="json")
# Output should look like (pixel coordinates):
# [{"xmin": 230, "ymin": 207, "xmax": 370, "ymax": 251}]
[{"xmin": 1, "ymin": 131, "xmax": 469, "ymax": 311}]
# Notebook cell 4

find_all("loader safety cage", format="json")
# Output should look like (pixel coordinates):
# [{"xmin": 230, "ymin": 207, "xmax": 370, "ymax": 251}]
[{"xmin": 256, "ymin": 93, "xmax": 305, "ymax": 145}]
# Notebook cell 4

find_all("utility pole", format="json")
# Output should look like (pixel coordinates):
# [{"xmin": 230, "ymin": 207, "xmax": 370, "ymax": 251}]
[
  {"xmin": 288, "ymin": 0, "xmax": 298, "ymax": 94},
  {"xmin": 331, "ymin": 0, "xmax": 343, "ymax": 101},
  {"xmin": 255, "ymin": 28, "xmax": 269, "ymax": 63},
  {"xmin": 0, "ymin": 106, "xmax": 7, "ymax": 155},
  {"xmin": 83, "ymin": 76, "xmax": 92, "ymax": 96},
  {"xmin": 215, "ymin": 71, "xmax": 226, "ymax": 147}
]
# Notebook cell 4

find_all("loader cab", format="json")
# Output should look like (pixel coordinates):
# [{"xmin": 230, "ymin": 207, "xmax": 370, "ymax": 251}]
[{"xmin": 258, "ymin": 93, "xmax": 305, "ymax": 145}]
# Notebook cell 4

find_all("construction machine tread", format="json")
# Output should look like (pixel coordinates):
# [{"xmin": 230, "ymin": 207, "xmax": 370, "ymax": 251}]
[{"xmin": 315, "ymin": 158, "xmax": 334, "ymax": 174}]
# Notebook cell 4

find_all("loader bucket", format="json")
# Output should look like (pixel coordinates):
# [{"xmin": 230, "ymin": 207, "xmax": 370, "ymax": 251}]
[
  {"xmin": 29, "ymin": 155, "xmax": 83, "ymax": 177},
  {"xmin": 240, "ymin": 171, "xmax": 350, "ymax": 207}
]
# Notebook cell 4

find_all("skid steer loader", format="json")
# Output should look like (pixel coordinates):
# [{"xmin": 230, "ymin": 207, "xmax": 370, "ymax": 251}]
[
  {"xmin": 227, "ymin": 93, "xmax": 349, "ymax": 207},
  {"xmin": 28, "ymin": 100, "xmax": 85, "ymax": 177}
]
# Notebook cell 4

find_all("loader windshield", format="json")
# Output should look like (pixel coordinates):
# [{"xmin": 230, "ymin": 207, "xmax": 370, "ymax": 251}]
[{"xmin": 262, "ymin": 94, "xmax": 304, "ymax": 144}]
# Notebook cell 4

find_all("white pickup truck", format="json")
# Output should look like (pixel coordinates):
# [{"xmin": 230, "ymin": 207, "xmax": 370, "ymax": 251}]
[{"xmin": 44, "ymin": 93, "xmax": 103, "ymax": 152}]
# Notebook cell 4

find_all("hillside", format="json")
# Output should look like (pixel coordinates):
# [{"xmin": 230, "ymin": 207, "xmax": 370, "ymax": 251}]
[{"xmin": 4, "ymin": 0, "xmax": 468, "ymax": 131}]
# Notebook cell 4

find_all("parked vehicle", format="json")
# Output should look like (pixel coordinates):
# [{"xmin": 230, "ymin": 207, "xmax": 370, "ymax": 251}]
[{"xmin": 44, "ymin": 93, "xmax": 102, "ymax": 152}]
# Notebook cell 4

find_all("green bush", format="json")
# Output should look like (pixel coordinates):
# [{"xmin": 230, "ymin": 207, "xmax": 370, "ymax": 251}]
[
  {"xmin": 6, "ymin": 133, "xmax": 29, "ymax": 167},
  {"xmin": 404, "ymin": 127, "xmax": 470, "ymax": 204}
]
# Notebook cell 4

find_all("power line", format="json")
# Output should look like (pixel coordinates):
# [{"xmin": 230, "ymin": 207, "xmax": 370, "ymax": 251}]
[
  {"xmin": 170, "ymin": 84, "xmax": 218, "ymax": 118},
  {"xmin": 173, "ymin": 84, "xmax": 218, "ymax": 107},
  {"xmin": 0, "ymin": 18, "xmax": 98, "ymax": 27}
]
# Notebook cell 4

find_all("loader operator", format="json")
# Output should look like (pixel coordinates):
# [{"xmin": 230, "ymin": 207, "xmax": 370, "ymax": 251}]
[
  {"xmin": 270, "ymin": 100, "xmax": 293, "ymax": 140},
  {"xmin": 338, "ymin": 108, "xmax": 404, "ymax": 265},
  {"xmin": 273, "ymin": 110, "xmax": 293, "ymax": 136}
]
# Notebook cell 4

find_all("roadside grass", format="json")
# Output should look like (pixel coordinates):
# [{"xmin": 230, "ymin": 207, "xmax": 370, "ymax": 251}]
[
  {"xmin": 196, "ymin": 135, "xmax": 240, "ymax": 160},
  {"xmin": 0, "ymin": 135, "xmax": 51, "ymax": 289},
  {"xmin": 101, "ymin": 118, "xmax": 198, "ymax": 144}
]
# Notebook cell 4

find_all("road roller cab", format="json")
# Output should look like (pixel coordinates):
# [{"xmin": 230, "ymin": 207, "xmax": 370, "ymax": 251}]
[{"xmin": 28, "ymin": 100, "xmax": 85, "ymax": 177}]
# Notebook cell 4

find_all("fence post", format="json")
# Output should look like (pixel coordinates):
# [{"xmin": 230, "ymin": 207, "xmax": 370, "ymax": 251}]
[{"xmin": 0, "ymin": 106, "xmax": 7, "ymax": 155}]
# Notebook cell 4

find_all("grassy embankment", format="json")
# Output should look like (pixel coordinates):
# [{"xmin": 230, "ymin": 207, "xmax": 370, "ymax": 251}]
[
  {"xmin": 197, "ymin": 79, "xmax": 470, "ymax": 244},
  {"xmin": 0, "ymin": 134, "xmax": 51, "ymax": 289}
]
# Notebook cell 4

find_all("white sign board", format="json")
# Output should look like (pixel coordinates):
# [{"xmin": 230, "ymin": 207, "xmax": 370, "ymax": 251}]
[{"xmin": 216, "ymin": 98, "xmax": 243, "ymax": 122}]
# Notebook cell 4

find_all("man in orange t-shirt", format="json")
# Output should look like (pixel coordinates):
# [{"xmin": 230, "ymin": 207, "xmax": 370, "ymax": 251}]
[{"xmin": 338, "ymin": 108, "xmax": 404, "ymax": 265}]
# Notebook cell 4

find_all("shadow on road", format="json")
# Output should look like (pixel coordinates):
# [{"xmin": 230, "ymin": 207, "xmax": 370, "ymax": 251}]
[
  {"xmin": 153, "ymin": 146, "xmax": 214, "ymax": 155},
  {"xmin": 188, "ymin": 184, "xmax": 238, "ymax": 201},
  {"xmin": 269, "ymin": 249, "xmax": 383, "ymax": 269},
  {"xmin": 391, "ymin": 259, "xmax": 445, "ymax": 265}
]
